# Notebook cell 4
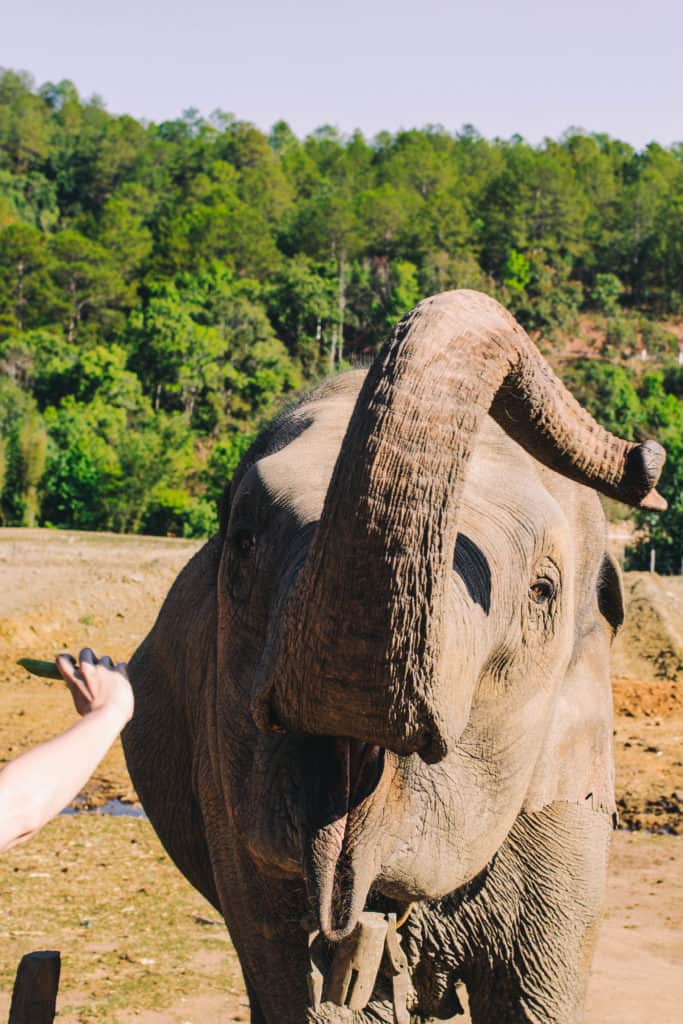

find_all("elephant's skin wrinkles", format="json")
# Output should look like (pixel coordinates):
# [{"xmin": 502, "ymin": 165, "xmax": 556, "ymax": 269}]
[
  {"xmin": 227, "ymin": 415, "xmax": 578, "ymax": 909},
  {"xmin": 124, "ymin": 291, "xmax": 656, "ymax": 1024}
]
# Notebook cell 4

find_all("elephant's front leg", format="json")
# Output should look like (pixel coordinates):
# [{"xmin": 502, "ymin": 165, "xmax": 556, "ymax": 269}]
[
  {"xmin": 216, "ymin": 870, "xmax": 312, "ymax": 1022},
  {"xmin": 461, "ymin": 803, "xmax": 611, "ymax": 1023}
]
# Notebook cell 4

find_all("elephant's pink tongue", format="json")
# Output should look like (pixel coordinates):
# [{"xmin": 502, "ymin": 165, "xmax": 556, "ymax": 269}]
[{"xmin": 303, "ymin": 739, "xmax": 384, "ymax": 941}]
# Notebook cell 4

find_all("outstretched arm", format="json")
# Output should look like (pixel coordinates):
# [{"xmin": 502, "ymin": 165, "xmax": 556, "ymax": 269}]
[{"xmin": 0, "ymin": 649, "xmax": 134, "ymax": 853}]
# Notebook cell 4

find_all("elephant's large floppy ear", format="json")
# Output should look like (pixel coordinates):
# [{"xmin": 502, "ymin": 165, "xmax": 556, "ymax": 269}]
[
  {"xmin": 523, "ymin": 551, "xmax": 622, "ymax": 817},
  {"xmin": 597, "ymin": 551, "xmax": 625, "ymax": 635},
  {"xmin": 123, "ymin": 537, "xmax": 221, "ymax": 911}
]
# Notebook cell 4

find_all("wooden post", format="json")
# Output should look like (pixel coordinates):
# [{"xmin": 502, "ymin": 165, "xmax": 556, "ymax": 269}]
[
  {"xmin": 650, "ymin": 548, "xmax": 656, "ymax": 573},
  {"xmin": 8, "ymin": 951, "xmax": 60, "ymax": 1024}
]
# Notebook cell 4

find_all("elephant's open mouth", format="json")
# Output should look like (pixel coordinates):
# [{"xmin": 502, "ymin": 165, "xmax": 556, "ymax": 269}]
[
  {"xmin": 338, "ymin": 737, "xmax": 385, "ymax": 813},
  {"xmin": 303, "ymin": 737, "xmax": 387, "ymax": 941}
]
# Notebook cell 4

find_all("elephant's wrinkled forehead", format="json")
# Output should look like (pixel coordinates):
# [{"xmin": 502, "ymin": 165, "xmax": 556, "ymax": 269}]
[
  {"xmin": 231, "ymin": 380, "xmax": 576, "ymax": 578},
  {"xmin": 458, "ymin": 419, "xmax": 574, "ymax": 567}
]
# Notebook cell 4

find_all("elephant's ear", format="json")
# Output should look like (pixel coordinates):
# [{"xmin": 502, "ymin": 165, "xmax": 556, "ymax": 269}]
[
  {"xmin": 523, "ymin": 553, "xmax": 622, "ymax": 818},
  {"xmin": 597, "ymin": 551, "xmax": 625, "ymax": 635},
  {"xmin": 123, "ymin": 537, "xmax": 221, "ymax": 910}
]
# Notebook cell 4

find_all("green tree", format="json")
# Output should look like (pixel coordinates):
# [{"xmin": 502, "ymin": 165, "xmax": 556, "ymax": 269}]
[
  {"xmin": 0, "ymin": 70, "xmax": 51, "ymax": 173},
  {"xmin": 203, "ymin": 431, "xmax": 256, "ymax": 511},
  {"xmin": 49, "ymin": 230, "xmax": 128, "ymax": 341},
  {"xmin": 285, "ymin": 185, "xmax": 359, "ymax": 367},
  {"xmin": 503, "ymin": 249, "xmax": 532, "ymax": 295},
  {"xmin": 356, "ymin": 184, "xmax": 422, "ymax": 258},
  {"xmin": 98, "ymin": 184, "xmax": 154, "ymax": 282},
  {"xmin": 347, "ymin": 258, "xmax": 421, "ymax": 346},
  {"xmin": 3, "ymin": 69, "xmax": 683, "ymax": 538},
  {"xmin": 592, "ymin": 272, "xmax": 623, "ymax": 315},
  {"xmin": 215, "ymin": 120, "xmax": 294, "ymax": 225},
  {"xmin": 0, "ymin": 376, "xmax": 34, "ymax": 523},
  {"xmin": 158, "ymin": 161, "xmax": 281, "ymax": 279},
  {"xmin": 130, "ymin": 268, "xmax": 301, "ymax": 430},
  {"xmin": 41, "ymin": 397, "xmax": 197, "ymax": 533},
  {"xmin": 266, "ymin": 256, "xmax": 338, "ymax": 374},
  {"xmin": 480, "ymin": 140, "xmax": 589, "ymax": 281},
  {"xmin": 0, "ymin": 433, "xmax": 6, "ymax": 523},
  {"xmin": 129, "ymin": 280, "xmax": 217, "ymax": 414},
  {"xmin": 17, "ymin": 409, "xmax": 47, "ymax": 525},
  {"xmin": 0, "ymin": 222, "xmax": 52, "ymax": 334},
  {"xmin": 559, "ymin": 361, "xmax": 643, "ymax": 438},
  {"xmin": 0, "ymin": 169, "xmax": 58, "ymax": 230}
]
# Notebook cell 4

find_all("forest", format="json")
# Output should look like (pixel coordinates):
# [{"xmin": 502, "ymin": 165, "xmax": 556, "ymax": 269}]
[{"xmin": 0, "ymin": 69, "xmax": 681, "ymax": 569}]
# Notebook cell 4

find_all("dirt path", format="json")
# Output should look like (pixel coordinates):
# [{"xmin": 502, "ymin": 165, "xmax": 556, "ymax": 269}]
[
  {"xmin": 585, "ymin": 832, "xmax": 683, "ymax": 1024},
  {"xmin": 1, "ymin": 825, "xmax": 679, "ymax": 1024},
  {"xmin": 1, "ymin": 528, "xmax": 682, "ymax": 1021}
]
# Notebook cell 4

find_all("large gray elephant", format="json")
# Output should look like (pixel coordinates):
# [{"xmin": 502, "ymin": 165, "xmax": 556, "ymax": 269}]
[{"xmin": 124, "ymin": 290, "xmax": 665, "ymax": 1023}]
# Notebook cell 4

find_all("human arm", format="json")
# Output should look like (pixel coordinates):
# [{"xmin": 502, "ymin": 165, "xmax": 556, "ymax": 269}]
[{"xmin": 0, "ymin": 650, "xmax": 133, "ymax": 853}]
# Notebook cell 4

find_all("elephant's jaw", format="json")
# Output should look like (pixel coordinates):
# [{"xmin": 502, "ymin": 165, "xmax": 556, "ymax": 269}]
[
  {"xmin": 299, "ymin": 737, "xmax": 510, "ymax": 942},
  {"xmin": 302, "ymin": 738, "xmax": 389, "ymax": 941},
  {"xmin": 240, "ymin": 727, "xmax": 530, "ymax": 943}
]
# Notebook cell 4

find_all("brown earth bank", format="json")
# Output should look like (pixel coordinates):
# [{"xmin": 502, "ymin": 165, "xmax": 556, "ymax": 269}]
[{"xmin": 1, "ymin": 528, "xmax": 682, "ymax": 1021}]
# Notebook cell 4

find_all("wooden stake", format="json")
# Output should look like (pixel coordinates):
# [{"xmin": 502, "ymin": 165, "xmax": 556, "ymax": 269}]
[{"xmin": 8, "ymin": 951, "xmax": 60, "ymax": 1024}]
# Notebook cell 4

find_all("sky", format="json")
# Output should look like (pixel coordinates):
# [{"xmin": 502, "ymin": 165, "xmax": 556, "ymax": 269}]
[{"xmin": 3, "ymin": 0, "xmax": 682, "ymax": 148}]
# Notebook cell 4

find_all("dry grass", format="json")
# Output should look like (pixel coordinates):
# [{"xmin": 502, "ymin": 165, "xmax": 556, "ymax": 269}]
[{"xmin": 0, "ymin": 815, "xmax": 247, "ymax": 1023}]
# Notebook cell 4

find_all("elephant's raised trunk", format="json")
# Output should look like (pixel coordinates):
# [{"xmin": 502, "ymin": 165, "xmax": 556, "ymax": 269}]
[{"xmin": 254, "ymin": 290, "xmax": 665, "ymax": 761}]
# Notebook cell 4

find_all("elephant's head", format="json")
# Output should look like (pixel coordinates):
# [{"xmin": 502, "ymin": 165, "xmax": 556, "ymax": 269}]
[
  {"xmin": 149, "ymin": 291, "xmax": 666, "ymax": 946},
  {"xmin": 210, "ymin": 288, "xmax": 663, "ymax": 942}
]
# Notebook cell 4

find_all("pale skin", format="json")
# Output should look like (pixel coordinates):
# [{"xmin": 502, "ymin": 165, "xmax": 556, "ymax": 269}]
[{"xmin": 0, "ymin": 649, "xmax": 133, "ymax": 853}]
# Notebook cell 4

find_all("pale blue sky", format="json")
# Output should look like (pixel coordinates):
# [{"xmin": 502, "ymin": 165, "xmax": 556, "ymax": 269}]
[{"xmin": 3, "ymin": 0, "xmax": 681, "ymax": 147}]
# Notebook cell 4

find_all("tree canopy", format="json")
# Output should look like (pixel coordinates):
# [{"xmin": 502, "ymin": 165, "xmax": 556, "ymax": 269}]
[{"xmin": 0, "ymin": 69, "xmax": 681, "ymax": 561}]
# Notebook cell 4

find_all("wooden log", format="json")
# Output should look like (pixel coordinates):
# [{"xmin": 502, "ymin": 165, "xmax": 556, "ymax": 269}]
[{"xmin": 8, "ymin": 951, "xmax": 60, "ymax": 1024}]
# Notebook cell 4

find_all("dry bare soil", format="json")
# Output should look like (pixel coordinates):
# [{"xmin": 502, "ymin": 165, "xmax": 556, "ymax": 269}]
[{"xmin": 1, "ymin": 528, "xmax": 682, "ymax": 1022}]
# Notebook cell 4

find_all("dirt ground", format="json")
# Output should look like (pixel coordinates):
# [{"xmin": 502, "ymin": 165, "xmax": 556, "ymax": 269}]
[{"xmin": 1, "ymin": 527, "xmax": 682, "ymax": 1021}]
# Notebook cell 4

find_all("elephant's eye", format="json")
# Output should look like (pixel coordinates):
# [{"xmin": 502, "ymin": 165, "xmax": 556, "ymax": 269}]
[
  {"xmin": 230, "ymin": 528, "xmax": 255, "ymax": 558},
  {"xmin": 529, "ymin": 577, "xmax": 555, "ymax": 603}
]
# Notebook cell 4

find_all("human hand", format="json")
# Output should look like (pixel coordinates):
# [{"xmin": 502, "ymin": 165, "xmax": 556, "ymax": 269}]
[{"xmin": 56, "ymin": 648, "xmax": 134, "ymax": 725}]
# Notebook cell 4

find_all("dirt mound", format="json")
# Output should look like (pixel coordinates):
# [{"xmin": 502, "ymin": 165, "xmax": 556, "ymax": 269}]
[
  {"xmin": 612, "ymin": 572, "xmax": 683, "ymax": 682},
  {"xmin": 0, "ymin": 528, "xmax": 201, "ymax": 808},
  {"xmin": 613, "ymin": 677, "xmax": 682, "ymax": 718}
]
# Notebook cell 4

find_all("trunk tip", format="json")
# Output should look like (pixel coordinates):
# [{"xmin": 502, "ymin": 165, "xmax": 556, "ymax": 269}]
[
  {"xmin": 623, "ymin": 440, "xmax": 667, "ymax": 508},
  {"xmin": 639, "ymin": 488, "xmax": 668, "ymax": 511}
]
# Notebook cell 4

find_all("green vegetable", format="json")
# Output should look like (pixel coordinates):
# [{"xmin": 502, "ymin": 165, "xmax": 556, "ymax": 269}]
[{"xmin": 17, "ymin": 658, "xmax": 62, "ymax": 680}]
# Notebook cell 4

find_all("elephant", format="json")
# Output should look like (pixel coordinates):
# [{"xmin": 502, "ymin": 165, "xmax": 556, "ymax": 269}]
[{"xmin": 123, "ymin": 290, "xmax": 666, "ymax": 1023}]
